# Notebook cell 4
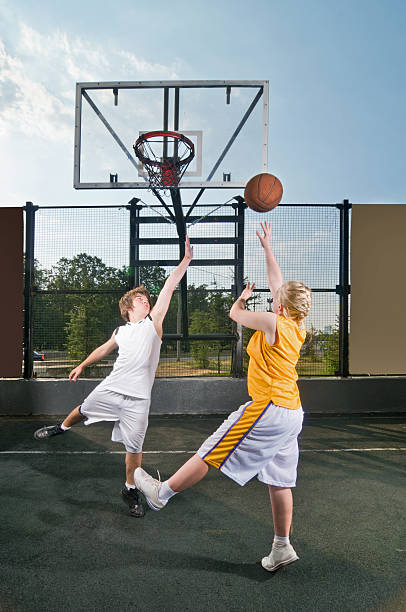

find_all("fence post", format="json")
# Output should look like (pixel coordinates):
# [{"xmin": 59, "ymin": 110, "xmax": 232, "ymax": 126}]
[
  {"xmin": 128, "ymin": 198, "xmax": 142, "ymax": 288},
  {"xmin": 231, "ymin": 197, "xmax": 246, "ymax": 377},
  {"xmin": 337, "ymin": 199, "xmax": 351, "ymax": 377},
  {"xmin": 23, "ymin": 202, "xmax": 38, "ymax": 379}
]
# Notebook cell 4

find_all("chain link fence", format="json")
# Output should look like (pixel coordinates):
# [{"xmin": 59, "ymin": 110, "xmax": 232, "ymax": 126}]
[{"xmin": 25, "ymin": 202, "xmax": 348, "ymax": 379}]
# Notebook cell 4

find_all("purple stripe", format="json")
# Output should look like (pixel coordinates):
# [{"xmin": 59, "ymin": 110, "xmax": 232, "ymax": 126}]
[
  {"xmin": 219, "ymin": 400, "xmax": 273, "ymax": 469},
  {"xmin": 202, "ymin": 401, "xmax": 254, "ymax": 460}
]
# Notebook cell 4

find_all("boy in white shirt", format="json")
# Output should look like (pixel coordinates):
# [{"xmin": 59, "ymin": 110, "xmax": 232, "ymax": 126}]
[{"xmin": 34, "ymin": 237, "xmax": 193, "ymax": 518}]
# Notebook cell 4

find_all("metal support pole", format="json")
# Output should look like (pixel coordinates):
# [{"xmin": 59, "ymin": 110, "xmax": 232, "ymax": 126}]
[
  {"xmin": 337, "ymin": 199, "xmax": 351, "ymax": 377},
  {"xmin": 23, "ymin": 202, "xmax": 38, "ymax": 379},
  {"xmin": 170, "ymin": 188, "xmax": 189, "ymax": 347},
  {"xmin": 163, "ymin": 87, "xmax": 169, "ymax": 159},
  {"xmin": 173, "ymin": 87, "xmax": 182, "ymax": 359},
  {"xmin": 174, "ymin": 86, "xmax": 180, "ymax": 161},
  {"xmin": 128, "ymin": 198, "xmax": 142, "ymax": 288},
  {"xmin": 176, "ymin": 290, "xmax": 182, "ymax": 360},
  {"xmin": 231, "ymin": 197, "xmax": 245, "ymax": 377}
]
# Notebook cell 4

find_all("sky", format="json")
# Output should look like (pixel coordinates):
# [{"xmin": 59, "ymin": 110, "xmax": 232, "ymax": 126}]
[{"xmin": 0, "ymin": 0, "xmax": 405, "ymax": 207}]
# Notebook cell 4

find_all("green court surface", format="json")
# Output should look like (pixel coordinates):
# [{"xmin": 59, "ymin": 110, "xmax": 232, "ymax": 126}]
[{"xmin": 0, "ymin": 414, "xmax": 405, "ymax": 612}]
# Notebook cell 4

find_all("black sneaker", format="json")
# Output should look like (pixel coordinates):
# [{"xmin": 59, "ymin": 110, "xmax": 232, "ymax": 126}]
[
  {"xmin": 121, "ymin": 487, "xmax": 145, "ymax": 518},
  {"xmin": 34, "ymin": 424, "xmax": 65, "ymax": 440}
]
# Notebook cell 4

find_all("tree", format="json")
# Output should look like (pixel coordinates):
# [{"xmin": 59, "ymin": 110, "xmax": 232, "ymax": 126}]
[
  {"xmin": 65, "ymin": 300, "xmax": 107, "ymax": 363},
  {"xmin": 189, "ymin": 311, "xmax": 210, "ymax": 368},
  {"xmin": 189, "ymin": 291, "xmax": 233, "ymax": 373},
  {"xmin": 31, "ymin": 253, "xmax": 166, "ymax": 358},
  {"xmin": 301, "ymin": 325, "xmax": 317, "ymax": 358},
  {"xmin": 317, "ymin": 323, "xmax": 339, "ymax": 374}
]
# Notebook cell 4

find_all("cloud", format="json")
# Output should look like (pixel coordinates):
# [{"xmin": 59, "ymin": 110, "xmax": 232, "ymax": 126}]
[
  {"xmin": 0, "ymin": 21, "xmax": 182, "ymax": 144},
  {"xmin": 0, "ymin": 38, "xmax": 72, "ymax": 142},
  {"xmin": 116, "ymin": 50, "xmax": 181, "ymax": 80}
]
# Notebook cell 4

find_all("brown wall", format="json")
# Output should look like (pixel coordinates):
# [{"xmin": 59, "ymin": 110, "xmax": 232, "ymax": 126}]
[
  {"xmin": 350, "ymin": 204, "xmax": 406, "ymax": 374},
  {"xmin": 0, "ymin": 208, "xmax": 23, "ymax": 377}
]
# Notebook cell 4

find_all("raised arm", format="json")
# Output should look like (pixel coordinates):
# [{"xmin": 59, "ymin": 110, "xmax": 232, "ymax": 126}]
[
  {"xmin": 150, "ymin": 236, "xmax": 193, "ymax": 336},
  {"xmin": 69, "ymin": 331, "xmax": 118, "ymax": 381},
  {"xmin": 229, "ymin": 282, "xmax": 277, "ymax": 340},
  {"xmin": 256, "ymin": 221, "xmax": 283, "ymax": 312}
]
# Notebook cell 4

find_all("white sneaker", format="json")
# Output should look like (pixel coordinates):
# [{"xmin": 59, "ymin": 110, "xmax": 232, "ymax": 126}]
[
  {"xmin": 261, "ymin": 542, "xmax": 299, "ymax": 572},
  {"xmin": 134, "ymin": 467, "xmax": 166, "ymax": 511}
]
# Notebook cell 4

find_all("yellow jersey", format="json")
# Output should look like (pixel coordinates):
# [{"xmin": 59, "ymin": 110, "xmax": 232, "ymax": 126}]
[{"xmin": 246, "ymin": 315, "xmax": 306, "ymax": 409}]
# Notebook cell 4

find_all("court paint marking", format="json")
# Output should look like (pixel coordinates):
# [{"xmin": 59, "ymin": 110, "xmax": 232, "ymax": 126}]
[{"xmin": 1, "ymin": 448, "xmax": 406, "ymax": 455}]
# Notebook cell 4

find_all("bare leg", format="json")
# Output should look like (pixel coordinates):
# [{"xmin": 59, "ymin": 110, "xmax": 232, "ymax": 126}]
[
  {"xmin": 268, "ymin": 485, "xmax": 293, "ymax": 537},
  {"xmin": 126, "ymin": 452, "xmax": 142, "ymax": 486},
  {"xmin": 62, "ymin": 406, "xmax": 85, "ymax": 428},
  {"xmin": 168, "ymin": 453, "xmax": 209, "ymax": 492}
]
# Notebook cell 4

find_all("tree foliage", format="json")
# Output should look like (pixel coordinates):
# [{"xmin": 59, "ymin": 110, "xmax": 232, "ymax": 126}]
[
  {"xmin": 32, "ymin": 254, "xmax": 166, "ymax": 359},
  {"xmin": 189, "ymin": 291, "xmax": 233, "ymax": 372},
  {"xmin": 31, "ymin": 253, "xmax": 340, "ymax": 377}
]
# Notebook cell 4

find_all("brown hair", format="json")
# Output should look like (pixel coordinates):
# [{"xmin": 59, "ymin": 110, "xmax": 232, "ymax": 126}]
[
  {"xmin": 119, "ymin": 286, "xmax": 153, "ymax": 321},
  {"xmin": 276, "ymin": 281, "xmax": 312, "ymax": 324}
]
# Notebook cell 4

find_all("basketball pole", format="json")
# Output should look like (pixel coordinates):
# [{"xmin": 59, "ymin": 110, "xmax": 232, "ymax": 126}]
[
  {"xmin": 170, "ymin": 187, "xmax": 189, "ymax": 348},
  {"xmin": 23, "ymin": 202, "xmax": 38, "ymax": 379},
  {"xmin": 171, "ymin": 86, "xmax": 189, "ymax": 350},
  {"xmin": 231, "ymin": 197, "xmax": 245, "ymax": 377}
]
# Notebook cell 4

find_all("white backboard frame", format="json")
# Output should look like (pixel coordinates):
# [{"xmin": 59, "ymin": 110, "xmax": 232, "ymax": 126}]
[{"xmin": 73, "ymin": 80, "xmax": 269, "ymax": 190}]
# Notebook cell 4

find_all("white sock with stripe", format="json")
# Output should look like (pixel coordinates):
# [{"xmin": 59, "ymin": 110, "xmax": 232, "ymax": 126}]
[{"xmin": 274, "ymin": 535, "xmax": 290, "ymax": 545}]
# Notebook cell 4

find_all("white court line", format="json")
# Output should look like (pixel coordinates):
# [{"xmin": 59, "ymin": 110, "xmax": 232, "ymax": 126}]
[{"xmin": 0, "ymin": 448, "xmax": 406, "ymax": 455}]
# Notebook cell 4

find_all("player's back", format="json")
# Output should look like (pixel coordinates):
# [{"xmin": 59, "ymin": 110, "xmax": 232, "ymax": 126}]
[{"xmin": 247, "ymin": 315, "xmax": 306, "ymax": 409}]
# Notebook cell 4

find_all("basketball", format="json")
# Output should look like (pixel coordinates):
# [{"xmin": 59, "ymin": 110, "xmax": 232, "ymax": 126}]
[{"xmin": 244, "ymin": 173, "xmax": 283, "ymax": 212}]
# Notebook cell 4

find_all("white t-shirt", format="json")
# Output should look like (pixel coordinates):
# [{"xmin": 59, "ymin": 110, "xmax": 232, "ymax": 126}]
[{"xmin": 99, "ymin": 315, "xmax": 162, "ymax": 399}]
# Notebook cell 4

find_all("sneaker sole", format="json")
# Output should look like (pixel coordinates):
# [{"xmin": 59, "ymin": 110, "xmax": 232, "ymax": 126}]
[
  {"xmin": 143, "ymin": 497, "xmax": 162, "ymax": 512},
  {"xmin": 262, "ymin": 554, "xmax": 299, "ymax": 572},
  {"xmin": 34, "ymin": 428, "xmax": 63, "ymax": 440},
  {"xmin": 133, "ymin": 475, "xmax": 163, "ymax": 512},
  {"xmin": 34, "ymin": 432, "xmax": 52, "ymax": 440}
]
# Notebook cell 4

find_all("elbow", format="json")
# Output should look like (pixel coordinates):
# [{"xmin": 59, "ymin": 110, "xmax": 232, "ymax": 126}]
[{"xmin": 229, "ymin": 307, "xmax": 237, "ymax": 322}]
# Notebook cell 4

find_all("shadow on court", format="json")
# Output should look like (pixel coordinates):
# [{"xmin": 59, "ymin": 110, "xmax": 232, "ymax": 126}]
[{"xmin": 0, "ymin": 414, "xmax": 405, "ymax": 612}]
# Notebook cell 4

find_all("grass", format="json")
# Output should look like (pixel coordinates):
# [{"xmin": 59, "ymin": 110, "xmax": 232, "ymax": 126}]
[{"xmin": 33, "ymin": 354, "xmax": 336, "ymax": 379}]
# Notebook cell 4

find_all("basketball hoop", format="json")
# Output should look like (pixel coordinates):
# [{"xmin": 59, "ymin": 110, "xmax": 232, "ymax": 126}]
[{"xmin": 133, "ymin": 131, "xmax": 195, "ymax": 190}]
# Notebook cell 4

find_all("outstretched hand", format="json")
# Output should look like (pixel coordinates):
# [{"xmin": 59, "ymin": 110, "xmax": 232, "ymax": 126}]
[
  {"xmin": 69, "ymin": 365, "xmax": 83, "ymax": 381},
  {"xmin": 184, "ymin": 235, "xmax": 193, "ymax": 260},
  {"xmin": 240, "ymin": 281, "xmax": 255, "ymax": 302},
  {"xmin": 256, "ymin": 221, "xmax": 271, "ymax": 249}
]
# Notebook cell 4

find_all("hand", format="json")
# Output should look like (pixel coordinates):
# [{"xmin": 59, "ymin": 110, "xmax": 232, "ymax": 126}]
[
  {"xmin": 240, "ymin": 282, "xmax": 255, "ymax": 302},
  {"xmin": 256, "ymin": 221, "xmax": 271, "ymax": 249},
  {"xmin": 69, "ymin": 365, "xmax": 83, "ymax": 381},
  {"xmin": 184, "ymin": 235, "xmax": 193, "ymax": 261}
]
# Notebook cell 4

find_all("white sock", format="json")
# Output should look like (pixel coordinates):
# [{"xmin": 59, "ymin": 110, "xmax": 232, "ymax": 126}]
[
  {"xmin": 159, "ymin": 480, "xmax": 178, "ymax": 503},
  {"xmin": 274, "ymin": 535, "xmax": 290, "ymax": 545},
  {"xmin": 125, "ymin": 482, "xmax": 136, "ymax": 490},
  {"xmin": 60, "ymin": 424, "xmax": 71, "ymax": 431}
]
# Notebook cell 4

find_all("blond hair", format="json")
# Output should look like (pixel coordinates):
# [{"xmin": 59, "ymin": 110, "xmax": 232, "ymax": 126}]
[
  {"xmin": 277, "ymin": 281, "xmax": 312, "ymax": 324},
  {"xmin": 119, "ymin": 286, "xmax": 153, "ymax": 321}
]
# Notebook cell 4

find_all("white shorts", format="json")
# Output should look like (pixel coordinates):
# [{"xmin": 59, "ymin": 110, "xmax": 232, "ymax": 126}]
[
  {"xmin": 79, "ymin": 386, "xmax": 150, "ymax": 453},
  {"xmin": 197, "ymin": 400, "xmax": 303, "ymax": 487}
]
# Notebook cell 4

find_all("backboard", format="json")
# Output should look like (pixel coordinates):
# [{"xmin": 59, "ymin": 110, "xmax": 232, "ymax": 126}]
[{"xmin": 74, "ymin": 80, "xmax": 269, "ymax": 190}]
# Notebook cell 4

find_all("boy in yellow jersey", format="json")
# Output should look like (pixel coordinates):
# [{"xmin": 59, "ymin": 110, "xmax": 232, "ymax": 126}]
[{"xmin": 135, "ymin": 221, "xmax": 312, "ymax": 572}]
